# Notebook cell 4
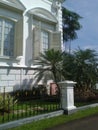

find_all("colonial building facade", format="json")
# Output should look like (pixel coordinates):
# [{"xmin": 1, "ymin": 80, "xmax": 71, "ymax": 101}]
[{"xmin": 0, "ymin": 0, "xmax": 64, "ymax": 92}]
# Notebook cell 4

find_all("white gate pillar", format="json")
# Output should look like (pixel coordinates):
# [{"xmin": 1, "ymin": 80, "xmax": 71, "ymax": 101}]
[{"xmin": 59, "ymin": 81, "xmax": 76, "ymax": 114}]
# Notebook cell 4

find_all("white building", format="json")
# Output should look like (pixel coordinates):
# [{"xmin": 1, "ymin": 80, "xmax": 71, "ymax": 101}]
[{"xmin": 0, "ymin": 0, "xmax": 64, "ymax": 92}]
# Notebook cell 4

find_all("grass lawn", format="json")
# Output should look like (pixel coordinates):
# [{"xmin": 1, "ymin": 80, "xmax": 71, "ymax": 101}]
[{"xmin": 7, "ymin": 106, "xmax": 98, "ymax": 130}]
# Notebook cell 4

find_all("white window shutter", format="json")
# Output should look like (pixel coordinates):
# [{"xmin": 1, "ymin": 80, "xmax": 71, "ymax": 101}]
[
  {"xmin": 14, "ymin": 18, "xmax": 23, "ymax": 57},
  {"xmin": 49, "ymin": 31, "xmax": 61, "ymax": 51},
  {"xmin": 33, "ymin": 27, "xmax": 41, "ymax": 59}
]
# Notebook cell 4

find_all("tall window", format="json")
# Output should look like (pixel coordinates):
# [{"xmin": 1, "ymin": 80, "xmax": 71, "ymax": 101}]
[
  {"xmin": 0, "ymin": 18, "xmax": 15, "ymax": 57},
  {"xmin": 33, "ymin": 17, "xmax": 57, "ymax": 59},
  {"xmin": 41, "ymin": 30, "xmax": 49, "ymax": 53}
]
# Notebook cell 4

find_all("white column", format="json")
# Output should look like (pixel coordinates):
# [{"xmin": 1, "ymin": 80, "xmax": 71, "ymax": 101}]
[{"xmin": 59, "ymin": 80, "xmax": 76, "ymax": 114}]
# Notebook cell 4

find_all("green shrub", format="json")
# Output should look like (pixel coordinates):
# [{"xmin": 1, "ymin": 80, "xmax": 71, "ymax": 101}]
[
  {"xmin": 0, "ymin": 94, "xmax": 17, "ymax": 112},
  {"xmin": 14, "ymin": 86, "xmax": 47, "ymax": 101},
  {"xmin": 74, "ymin": 87, "xmax": 96, "ymax": 102}
]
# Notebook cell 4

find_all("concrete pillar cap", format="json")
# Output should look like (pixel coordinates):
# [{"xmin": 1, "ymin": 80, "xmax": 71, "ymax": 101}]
[{"xmin": 58, "ymin": 80, "xmax": 77, "ymax": 84}]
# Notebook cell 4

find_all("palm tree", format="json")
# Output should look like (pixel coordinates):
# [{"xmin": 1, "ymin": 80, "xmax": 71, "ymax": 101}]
[
  {"xmin": 62, "ymin": 48, "xmax": 98, "ymax": 89},
  {"xmin": 62, "ymin": 52, "xmax": 75, "ymax": 80},
  {"xmin": 34, "ymin": 49, "xmax": 64, "ymax": 85},
  {"xmin": 73, "ymin": 48, "xmax": 98, "ymax": 88},
  {"xmin": 62, "ymin": 7, "xmax": 82, "ymax": 52}
]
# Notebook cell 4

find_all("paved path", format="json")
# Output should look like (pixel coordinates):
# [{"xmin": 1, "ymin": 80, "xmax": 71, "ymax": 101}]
[{"xmin": 46, "ymin": 114, "xmax": 98, "ymax": 130}]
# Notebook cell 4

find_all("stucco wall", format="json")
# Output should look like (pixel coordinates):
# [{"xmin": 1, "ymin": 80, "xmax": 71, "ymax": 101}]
[
  {"xmin": 20, "ymin": 0, "xmax": 51, "ymax": 11},
  {"xmin": 0, "ymin": 67, "xmax": 35, "ymax": 92}
]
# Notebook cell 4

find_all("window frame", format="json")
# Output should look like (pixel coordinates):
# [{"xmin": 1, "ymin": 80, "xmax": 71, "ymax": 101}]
[
  {"xmin": 41, "ymin": 30, "xmax": 49, "ymax": 53},
  {"xmin": 33, "ymin": 17, "xmax": 57, "ymax": 54},
  {"xmin": 0, "ymin": 17, "xmax": 15, "ymax": 58}
]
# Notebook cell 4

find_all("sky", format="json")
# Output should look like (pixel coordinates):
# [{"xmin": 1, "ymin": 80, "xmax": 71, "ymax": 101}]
[{"xmin": 63, "ymin": 0, "xmax": 98, "ymax": 52}]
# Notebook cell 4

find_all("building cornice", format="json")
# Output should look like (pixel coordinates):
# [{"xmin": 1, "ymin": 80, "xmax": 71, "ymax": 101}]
[
  {"xmin": 0, "ymin": 0, "xmax": 25, "ymax": 12},
  {"xmin": 48, "ymin": 0, "xmax": 65, "ymax": 3}
]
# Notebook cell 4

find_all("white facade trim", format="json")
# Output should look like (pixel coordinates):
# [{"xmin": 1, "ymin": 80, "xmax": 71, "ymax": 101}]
[{"xmin": 28, "ymin": 7, "xmax": 58, "ymax": 23}]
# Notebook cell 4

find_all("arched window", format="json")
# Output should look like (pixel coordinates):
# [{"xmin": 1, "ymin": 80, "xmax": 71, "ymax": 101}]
[{"xmin": 29, "ymin": 8, "xmax": 61, "ymax": 59}]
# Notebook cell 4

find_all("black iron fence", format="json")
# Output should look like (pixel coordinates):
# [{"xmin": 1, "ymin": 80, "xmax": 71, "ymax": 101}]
[{"xmin": 0, "ymin": 87, "xmax": 61, "ymax": 124}]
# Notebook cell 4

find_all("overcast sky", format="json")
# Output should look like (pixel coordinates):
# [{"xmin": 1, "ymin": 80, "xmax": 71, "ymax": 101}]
[{"xmin": 63, "ymin": 0, "xmax": 98, "ymax": 52}]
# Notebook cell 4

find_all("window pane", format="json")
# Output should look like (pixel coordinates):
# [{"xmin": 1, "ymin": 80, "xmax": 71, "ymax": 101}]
[
  {"xmin": 41, "ymin": 30, "xmax": 49, "ymax": 53},
  {"xmin": 4, "ymin": 19, "xmax": 15, "ymax": 56},
  {"xmin": 0, "ymin": 19, "xmax": 3, "ymax": 55},
  {"xmin": 0, "ymin": 18, "xmax": 15, "ymax": 56}
]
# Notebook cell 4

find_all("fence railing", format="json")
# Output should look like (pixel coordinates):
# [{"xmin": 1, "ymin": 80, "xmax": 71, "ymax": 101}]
[{"xmin": 0, "ymin": 88, "xmax": 61, "ymax": 124}]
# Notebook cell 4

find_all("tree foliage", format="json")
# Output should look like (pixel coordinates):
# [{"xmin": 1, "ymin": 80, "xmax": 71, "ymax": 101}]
[
  {"xmin": 62, "ymin": 7, "xmax": 82, "ymax": 42},
  {"xmin": 63, "ymin": 48, "xmax": 98, "ymax": 88},
  {"xmin": 35, "ymin": 48, "xmax": 98, "ymax": 90},
  {"xmin": 34, "ymin": 49, "xmax": 64, "ymax": 84}
]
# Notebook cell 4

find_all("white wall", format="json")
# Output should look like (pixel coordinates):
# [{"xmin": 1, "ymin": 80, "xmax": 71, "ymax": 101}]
[
  {"xmin": 0, "ymin": 67, "xmax": 35, "ymax": 92},
  {"xmin": 20, "ymin": 0, "xmax": 63, "ymax": 66},
  {"xmin": 20, "ymin": 0, "xmax": 51, "ymax": 11},
  {"xmin": 0, "ymin": 0, "xmax": 63, "ymax": 90}
]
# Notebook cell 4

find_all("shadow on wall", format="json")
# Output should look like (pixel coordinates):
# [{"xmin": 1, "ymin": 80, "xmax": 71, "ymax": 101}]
[
  {"xmin": 0, "ymin": 78, "xmax": 36, "ymax": 93},
  {"xmin": 13, "ymin": 78, "xmax": 34, "ymax": 91}
]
